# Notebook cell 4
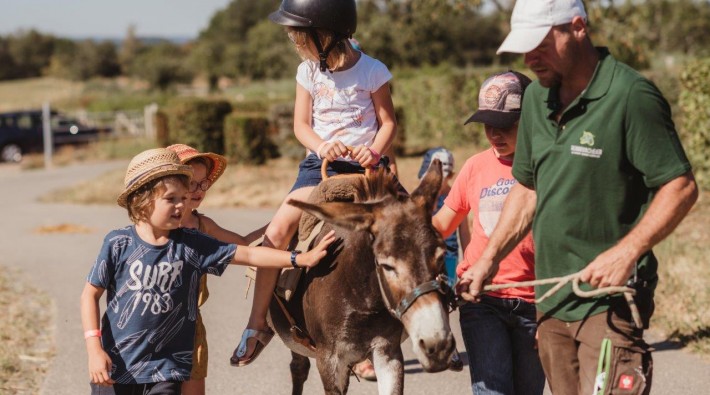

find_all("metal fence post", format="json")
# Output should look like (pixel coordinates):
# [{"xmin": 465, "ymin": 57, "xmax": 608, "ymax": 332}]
[{"xmin": 42, "ymin": 102, "xmax": 53, "ymax": 169}]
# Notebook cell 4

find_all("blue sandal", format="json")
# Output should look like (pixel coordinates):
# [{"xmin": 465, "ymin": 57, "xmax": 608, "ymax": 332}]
[{"xmin": 230, "ymin": 327, "xmax": 274, "ymax": 367}]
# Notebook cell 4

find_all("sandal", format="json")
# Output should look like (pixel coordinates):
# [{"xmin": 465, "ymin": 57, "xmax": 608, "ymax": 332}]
[
  {"xmin": 352, "ymin": 359, "xmax": 377, "ymax": 382},
  {"xmin": 230, "ymin": 327, "xmax": 274, "ymax": 367}
]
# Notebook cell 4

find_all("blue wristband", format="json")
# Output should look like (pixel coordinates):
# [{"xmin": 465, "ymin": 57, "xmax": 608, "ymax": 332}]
[{"xmin": 290, "ymin": 250, "xmax": 302, "ymax": 268}]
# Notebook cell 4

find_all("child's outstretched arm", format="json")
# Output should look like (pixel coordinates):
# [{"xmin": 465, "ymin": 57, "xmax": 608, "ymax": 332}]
[
  {"xmin": 351, "ymin": 83, "xmax": 397, "ymax": 167},
  {"xmin": 202, "ymin": 215, "xmax": 269, "ymax": 246},
  {"xmin": 231, "ymin": 230, "xmax": 336, "ymax": 268},
  {"xmin": 80, "ymin": 283, "xmax": 114, "ymax": 386},
  {"xmin": 433, "ymin": 205, "xmax": 468, "ymax": 239}
]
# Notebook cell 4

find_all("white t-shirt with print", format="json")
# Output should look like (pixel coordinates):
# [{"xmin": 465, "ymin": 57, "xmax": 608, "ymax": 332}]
[{"xmin": 296, "ymin": 53, "xmax": 392, "ymax": 156}]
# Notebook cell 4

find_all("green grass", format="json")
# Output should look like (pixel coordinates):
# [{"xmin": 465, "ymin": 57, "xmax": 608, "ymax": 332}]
[{"xmin": 0, "ymin": 267, "xmax": 54, "ymax": 394}]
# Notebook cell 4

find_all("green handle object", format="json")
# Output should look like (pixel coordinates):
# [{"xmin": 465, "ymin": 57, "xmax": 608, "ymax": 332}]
[{"xmin": 592, "ymin": 338, "xmax": 612, "ymax": 395}]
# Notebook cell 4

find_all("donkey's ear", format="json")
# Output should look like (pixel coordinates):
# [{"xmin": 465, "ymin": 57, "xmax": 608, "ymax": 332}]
[
  {"xmin": 411, "ymin": 158, "xmax": 443, "ymax": 214},
  {"xmin": 288, "ymin": 199, "xmax": 379, "ymax": 233}
]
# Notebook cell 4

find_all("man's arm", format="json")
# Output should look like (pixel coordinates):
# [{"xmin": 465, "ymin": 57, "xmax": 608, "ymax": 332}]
[
  {"xmin": 579, "ymin": 171, "xmax": 698, "ymax": 288},
  {"xmin": 458, "ymin": 183, "xmax": 537, "ymax": 301}
]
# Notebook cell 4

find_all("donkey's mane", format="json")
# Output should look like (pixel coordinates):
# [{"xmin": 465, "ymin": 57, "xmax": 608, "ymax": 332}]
[
  {"xmin": 356, "ymin": 167, "xmax": 402, "ymax": 202},
  {"xmin": 297, "ymin": 167, "xmax": 402, "ymax": 241}
]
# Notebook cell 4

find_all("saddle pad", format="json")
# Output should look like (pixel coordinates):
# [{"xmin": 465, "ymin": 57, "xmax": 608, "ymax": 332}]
[{"xmin": 299, "ymin": 174, "xmax": 366, "ymax": 240}]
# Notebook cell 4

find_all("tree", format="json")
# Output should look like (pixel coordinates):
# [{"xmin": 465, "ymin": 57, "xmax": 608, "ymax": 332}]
[
  {"xmin": 0, "ymin": 37, "xmax": 19, "ymax": 80},
  {"xmin": 129, "ymin": 42, "xmax": 193, "ymax": 90},
  {"xmin": 119, "ymin": 24, "xmax": 142, "ymax": 74},
  {"xmin": 48, "ymin": 40, "xmax": 120, "ymax": 80},
  {"xmin": 6, "ymin": 30, "xmax": 56, "ymax": 79},
  {"xmin": 241, "ymin": 20, "xmax": 298, "ymax": 80}
]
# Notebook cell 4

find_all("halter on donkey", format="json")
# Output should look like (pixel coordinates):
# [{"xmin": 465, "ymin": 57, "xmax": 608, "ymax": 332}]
[{"xmin": 268, "ymin": 159, "xmax": 457, "ymax": 395}]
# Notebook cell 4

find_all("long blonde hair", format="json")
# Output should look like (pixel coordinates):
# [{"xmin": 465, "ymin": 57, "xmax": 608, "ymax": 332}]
[{"xmin": 286, "ymin": 27, "xmax": 349, "ymax": 71}]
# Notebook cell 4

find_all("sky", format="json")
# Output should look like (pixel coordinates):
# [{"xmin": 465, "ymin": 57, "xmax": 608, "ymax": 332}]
[{"xmin": 0, "ymin": 0, "xmax": 234, "ymax": 39}]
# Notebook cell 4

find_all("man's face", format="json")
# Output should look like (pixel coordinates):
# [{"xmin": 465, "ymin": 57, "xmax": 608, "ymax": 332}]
[{"xmin": 523, "ymin": 24, "xmax": 575, "ymax": 88}]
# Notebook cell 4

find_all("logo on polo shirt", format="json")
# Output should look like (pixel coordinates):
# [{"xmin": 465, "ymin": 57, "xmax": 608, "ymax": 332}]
[
  {"xmin": 571, "ymin": 130, "xmax": 602, "ymax": 158},
  {"xmin": 580, "ymin": 131, "xmax": 595, "ymax": 146}
]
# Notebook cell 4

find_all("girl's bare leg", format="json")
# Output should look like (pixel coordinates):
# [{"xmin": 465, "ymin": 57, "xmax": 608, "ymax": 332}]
[
  {"xmin": 236, "ymin": 186, "xmax": 315, "ymax": 363},
  {"xmin": 181, "ymin": 378, "xmax": 205, "ymax": 395}
]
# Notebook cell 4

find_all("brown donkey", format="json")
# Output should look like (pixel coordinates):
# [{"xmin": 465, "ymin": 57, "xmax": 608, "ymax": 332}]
[{"xmin": 270, "ymin": 160, "xmax": 456, "ymax": 395}]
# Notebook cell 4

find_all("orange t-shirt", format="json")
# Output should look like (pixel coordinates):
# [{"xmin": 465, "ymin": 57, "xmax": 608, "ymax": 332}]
[{"xmin": 444, "ymin": 148, "xmax": 536, "ymax": 302}]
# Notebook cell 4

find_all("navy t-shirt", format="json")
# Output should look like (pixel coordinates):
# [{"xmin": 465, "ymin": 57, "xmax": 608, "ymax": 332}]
[{"xmin": 86, "ymin": 225, "xmax": 237, "ymax": 384}]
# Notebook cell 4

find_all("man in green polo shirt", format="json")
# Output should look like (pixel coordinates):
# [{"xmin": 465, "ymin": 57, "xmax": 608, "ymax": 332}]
[{"xmin": 456, "ymin": 1, "xmax": 698, "ymax": 394}]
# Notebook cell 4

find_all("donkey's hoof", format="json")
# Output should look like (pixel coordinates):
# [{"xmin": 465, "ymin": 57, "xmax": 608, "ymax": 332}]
[{"xmin": 448, "ymin": 350, "xmax": 464, "ymax": 372}]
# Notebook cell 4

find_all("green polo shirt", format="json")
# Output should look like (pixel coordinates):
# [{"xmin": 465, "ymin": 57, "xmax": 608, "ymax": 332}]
[{"xmin": 512, "ymin": 48, "xmax": 691, "ymax": 321}]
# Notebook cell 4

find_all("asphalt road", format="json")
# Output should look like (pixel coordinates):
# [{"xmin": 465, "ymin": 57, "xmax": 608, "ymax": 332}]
[{"xmin": 1, "ymin": 161, "xmax": 708, "ymax": 394}]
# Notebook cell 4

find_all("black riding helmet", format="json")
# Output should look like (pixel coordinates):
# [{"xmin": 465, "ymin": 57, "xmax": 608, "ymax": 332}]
[{"xmin": 269, "ymin": 0, "xmax": 357, "ymax": 72}]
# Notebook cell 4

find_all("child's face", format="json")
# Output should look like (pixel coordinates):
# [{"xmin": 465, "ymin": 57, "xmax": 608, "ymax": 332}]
[
  {"xmin": 147, "ymin": 179, "xmax": 189, "ymax": 231},
  {"xmin": 187, "ymin": 162, "xmax": 210, "ymax": 210},
  {"xmin": 485, "ymin": 123, "xmax": 518, "ymax": 160}
]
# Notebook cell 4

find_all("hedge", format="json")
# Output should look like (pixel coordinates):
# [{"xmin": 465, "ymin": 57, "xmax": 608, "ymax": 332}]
[
  {"xmin": 392, "ymin": 65, "xmax": 500, "ymax": 152},
  {"xmin": 167, "ymin": 98, "xmax": 232, "ymax": 154},
  {"xmin": 679, "ymin": 58, "xmax": 710, "ymax": 190},
  {"xmin": 223, "ymin": 113, "xmax": 279, "ymax": 164}
]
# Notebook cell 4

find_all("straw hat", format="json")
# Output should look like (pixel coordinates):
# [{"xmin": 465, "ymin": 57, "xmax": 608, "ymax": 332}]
[
  {"xmin": 117, "ymin": 148, "xmax": 193, "ymax": 208},
  {"xmin": 166, "ymin": 144, "xmax": 227, "ymax": 184}
]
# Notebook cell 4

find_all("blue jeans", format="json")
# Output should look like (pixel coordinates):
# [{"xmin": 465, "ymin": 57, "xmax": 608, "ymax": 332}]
[{"xmin": 459, "ymin": 295, "xmax": 546, "ymax": 395}]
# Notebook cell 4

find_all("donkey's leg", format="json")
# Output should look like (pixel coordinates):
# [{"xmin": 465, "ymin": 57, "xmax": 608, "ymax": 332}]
[
  {"xmin": 290, "ymin": 351, "xmax": 310, "ymax": 395},
  {"xmin": 315, "ymin": 352, "xmax": 352, "ymax": 395},
  {"xmin": 371, "ymin": 338, "xmax": 405, "ymax": 395}
]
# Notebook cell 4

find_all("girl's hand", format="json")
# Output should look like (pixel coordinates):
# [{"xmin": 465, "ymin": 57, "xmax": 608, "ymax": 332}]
[
  {"xmin": 351, "ymin": 145, "xmax": 380, "ymax": 167},
  {"xmin": 88, "ymin": 347, "xmax": 115, "ymax": 385},
  {"xmin": 318, "ymin": 141, "xmax": 349, "ymax": 162},
  {"xmin": 296, "ymin": 230, "xmax": 336, "ymax": 268}
]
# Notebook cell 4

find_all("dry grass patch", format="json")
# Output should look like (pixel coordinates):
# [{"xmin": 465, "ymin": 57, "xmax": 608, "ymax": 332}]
[
  {"xmin": 0, "ymin": 267, "xmax": 54, "ymax": 394},
  {"xmin": 34, "ymin": 223, "xmax": 94, "ymax": 234},
  {"xmin": 39, "ymin": 167, "xmax": 124, "ymax": 206},
  {"xmin": 22, "ymin": 137, "xmax": 156, "ymax": 171},
  {"xmin": 0, "ymin": 77, "xmax": 83, "ymax": 112},
  {"xmin": 653, "ymin": 191, "xmax": 710, "ymax": 357}
]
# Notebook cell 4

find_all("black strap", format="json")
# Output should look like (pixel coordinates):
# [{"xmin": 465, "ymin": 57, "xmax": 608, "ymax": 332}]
[{"xmin": 309, "ymin": 29, "xmax": 345, "ymax": 72}]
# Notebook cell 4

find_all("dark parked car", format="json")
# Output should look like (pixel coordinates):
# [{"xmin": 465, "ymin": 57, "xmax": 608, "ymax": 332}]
[{"xmin": 0, "ymin": 110, "xmax": 111, "ymax": 162}]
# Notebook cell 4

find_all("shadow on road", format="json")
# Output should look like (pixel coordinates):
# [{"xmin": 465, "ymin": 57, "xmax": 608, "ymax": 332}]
[
  {"xmin": 403, "ymin": 351, "xmax": 470, "ymax": 374},
  {"xmin": 650, "ymin": 326, "xmax": 710, "ymax": 352}
]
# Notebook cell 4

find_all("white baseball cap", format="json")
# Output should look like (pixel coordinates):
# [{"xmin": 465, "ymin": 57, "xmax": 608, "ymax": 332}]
[{"xmin": 496, "ymin": 0, "xmax": 587, "ymax": 55}]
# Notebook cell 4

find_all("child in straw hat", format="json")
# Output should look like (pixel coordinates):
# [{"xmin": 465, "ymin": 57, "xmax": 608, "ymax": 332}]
[
  {"xmin": 80, "ymin": 148, "xmax": 334, "ymax": 393},
  {"xmin": 166, "ymin": 143, "xmax": 268, "ymax": 395}
]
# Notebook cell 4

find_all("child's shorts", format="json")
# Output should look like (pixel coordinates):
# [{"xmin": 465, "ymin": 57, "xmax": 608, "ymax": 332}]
[
  {"xmin": 190, "ymin": 310, "xmax": 208, "ymax": 380},
  {"xmin": 90, "ymin": 381, "xmax": 181, "ymax": 395},
  {"xmin": 290, "ymin": 154, "xmax": 402, "ymax": 194}
]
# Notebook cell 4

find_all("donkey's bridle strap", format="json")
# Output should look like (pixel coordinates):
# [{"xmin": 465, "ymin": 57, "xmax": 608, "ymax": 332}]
[{"xmin": 376, "ymin": 264, "xmax": 454, "ymax": 320}]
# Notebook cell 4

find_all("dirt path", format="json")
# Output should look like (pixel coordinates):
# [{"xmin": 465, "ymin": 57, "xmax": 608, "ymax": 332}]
[{"xmin": 1, "ymin": 161, "xmax": 708, "ymax": 394}]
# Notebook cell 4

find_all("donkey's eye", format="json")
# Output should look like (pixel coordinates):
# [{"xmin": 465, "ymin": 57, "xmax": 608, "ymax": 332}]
[{"xmin": 379, "ymin": 263, "xmax": 395, "ymax": 272}]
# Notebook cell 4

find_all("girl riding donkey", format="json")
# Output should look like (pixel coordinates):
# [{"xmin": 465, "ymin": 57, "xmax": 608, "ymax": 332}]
[{"xmin": 231, "ymin": 0, "xmax": 398, "ymax": 366}]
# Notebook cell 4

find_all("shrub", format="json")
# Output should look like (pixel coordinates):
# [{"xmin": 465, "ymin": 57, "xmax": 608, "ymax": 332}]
[
  {"xmin": 223, "ymin": 113, "xmax": 279, "ymax": 164},
  {"xmin": 679, "ymin": 58, "xmax": 710, "ymax": 190},
  {"xmin": 154, "ymin": 110, "xmax": 169, "ymax": 146},
  {"xmin": 168, "ymin": 99, "xmax": 232, "ymax": 154},
  {"xmin": 392, "ymin": 65, "xmax": 500, "ymax": 151},
  {"xmin": 268, "ymin": 103, "xmax": 303, "ymax": 159}
]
